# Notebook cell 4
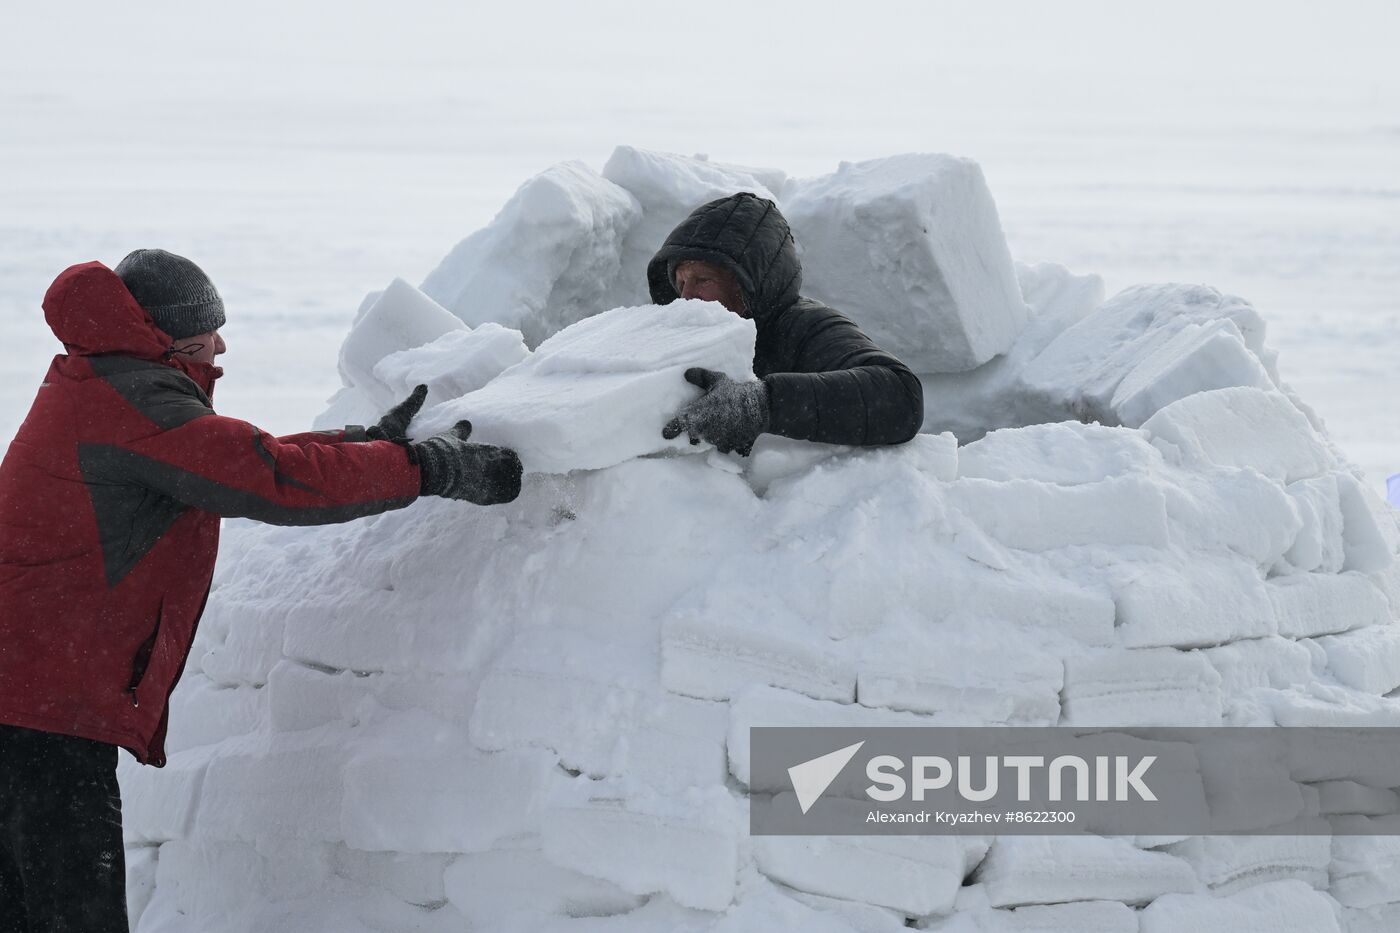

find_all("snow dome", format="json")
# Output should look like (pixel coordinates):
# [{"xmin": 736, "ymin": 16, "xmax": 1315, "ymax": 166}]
[{"xmin": 121, "ymin": 147, "xmax": 1400, "ymax": 933}]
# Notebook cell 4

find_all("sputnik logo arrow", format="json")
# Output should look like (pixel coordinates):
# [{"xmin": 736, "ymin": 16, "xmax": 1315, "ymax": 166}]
[{"xmin": 788, "ymin": 741, "xmax": 865, "ymax": 814}]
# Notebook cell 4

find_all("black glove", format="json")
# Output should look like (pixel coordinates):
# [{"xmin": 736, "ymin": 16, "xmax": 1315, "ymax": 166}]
[
  {"xmin": 367, "ymin": 384, "xmax": 428, "ymax": 443},
  {"xmin": 662, "ymin": 368, "xmax": 770, "ymax": 456},
  {"xmin": 412, "ymin": 420, "xmax": 523, "ymax": 505}
]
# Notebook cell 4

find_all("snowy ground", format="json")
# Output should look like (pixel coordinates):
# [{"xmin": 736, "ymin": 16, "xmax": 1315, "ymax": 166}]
[{"xmin": 4, "ymin": 2, "xmax": 1397, "ymax": 487}]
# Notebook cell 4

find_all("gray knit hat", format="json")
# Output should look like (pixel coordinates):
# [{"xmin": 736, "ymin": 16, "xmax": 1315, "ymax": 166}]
[{"xmin": 114, "ymin": 249, "xmax": 226, "ymax": 340}]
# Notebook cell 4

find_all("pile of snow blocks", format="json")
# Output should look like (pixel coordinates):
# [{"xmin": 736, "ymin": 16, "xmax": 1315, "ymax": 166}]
[{"xmin": 122, "ymin": 151, "xmax": 1400, "ymax": 933}]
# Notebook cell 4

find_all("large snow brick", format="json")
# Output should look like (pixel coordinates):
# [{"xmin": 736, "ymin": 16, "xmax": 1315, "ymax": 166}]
[
  {"xmin": 1167, "ymin": 467, "xmax": 1301, "ymax": 568},
  {"xmin": 753, "ymin": 835, "xmax": 967, "ymax": 917},
  {"xmin": 1062, "ymin": 648, "xmax": 1223, "ymax": 727},
  {"xmin": 605, "ymin": 692, "xmax": 729, "ymax": 790},
  {"xmin": 1267, "ymin": 572, "xmax": 1389, "ymax": 639},
  {"xmin": 1140, "ymin": 880, "xmax": 1341, "ymax": 932},
  {"xmin": 442, "ymin": 846, "xmax": 643, "ymax": 928},
  {"xmin": 1165, "ymin": 827, "xmax": 1332, "ymax": 895},
  {"xmin": 1314, "ymin": 625, "xmax": 1400, "ymax": 695},
  {"xmin": 1329, "ymin": 817, "xmax": 1400, "ymax": 908},
  {"xmin": 1112, "ymin": 557, "xmax": 1276, "ymax": 649},
  {"xmin": 541, "ymin": 785, "xmax": 739, "ymax": 912},
  {"xmin": 1202, "ymin": 636, "xmax": 1316, "ymax": 695},
  {"xmin": 1020, "ymin": 283, "xmax": 1268, "ymax": 425},
  {"xmin": 468, "ymin": 629, "xmax": 649, "ymax": 778},
  {"xmin": 976, "ymin": 835, "xmax": 1195, "ymax": 908},
  {"xmin": 342, "ymin": 741, "xmax": 559, "ymax": 853},
  {"xmin": 1142, "ymin": 386, "xmax": 1334, "ymax": 484},
  {"xmin": 727, "ymin": 685, "xmax": 931, "ymax": 788},
  {"xmin": 195, "ymin": 735, "xmax": 350, "ymax": 843},
  {"xmin": 327, "ymin": 847, "xmax": 449, "ymax": 909},
  {"xmin": 660, "ymin": 607, "xmax": 856, "ymax": 704},
  {"xmin": 337, "ymin": 277, "xmax": 465, "ymax": 407},
  {"xmin": 163, "ymin": 675, "xmax": 265, "ymax": 754},
  {"xmin": 948, "ymin": 476, "xmax": 1169, "ymax": 551},
  {"xmin": 1337, "ymin": 473, "xmax": 1399, "ymax": 573},
  {"xmin": 421, "ymin": 160, "xmax": 641, "ymax": 347},
  {"xmin": 118, "ymin": 745, "xmax": 212, "ymax": 844},
  {"xmin": 415, "ymin": 300, "xmax": 757, "ymax": 474},
  {"xmin": 1111, "ymin": 318, "xmax": 1273, "ymax": 428},
  {"xmin": 783, "ymin": 153, "xmax": 1027, "ymax": 373},
  {"xmin": 1314, "ymin": 781, "xmax": 1400, "ymax": 817},
  {"xmin": 857, "ymin": 637, "xmax": 1063, "ymax": 725},
  {"xmin": 957, "ymin": 421, "xmax": 1164, "ymax": 485},
  {"xmin": 1279, "ymin": 475, "xmax": 1347, "ymax": 574}
]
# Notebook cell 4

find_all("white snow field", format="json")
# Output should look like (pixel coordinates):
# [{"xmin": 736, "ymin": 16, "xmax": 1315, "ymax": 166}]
[{"xmin": 116, "ymin": 148, "xmax": 1400, "ymax": 932}]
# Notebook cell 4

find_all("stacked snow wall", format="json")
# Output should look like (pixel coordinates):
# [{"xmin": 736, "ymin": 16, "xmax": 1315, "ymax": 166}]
[{"xmin": 121, "ymin": 148, "xmax": 1400, "ymax": 933}]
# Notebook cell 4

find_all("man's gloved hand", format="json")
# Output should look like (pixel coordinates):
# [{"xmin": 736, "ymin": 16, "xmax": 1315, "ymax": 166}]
[
  {"xmin": 367, "ymin": 384, "xmax": 428, "ymax": 443},
  {"xmin": 412, "ymin": 420, "xmax": 523, "ymax": 505},
  {"xmin": 662, "ymin": 368, "xmax": 770, "ymax": 456}
]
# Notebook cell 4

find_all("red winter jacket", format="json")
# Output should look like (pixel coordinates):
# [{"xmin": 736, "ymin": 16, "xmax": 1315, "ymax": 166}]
[{"xmin": 0, "ymin": 262, "xmax": 422, "ymax": 766}]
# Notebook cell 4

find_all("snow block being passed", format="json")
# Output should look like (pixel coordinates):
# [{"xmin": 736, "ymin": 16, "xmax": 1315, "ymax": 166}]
[
  {"xmin": 414, "ymin": 300, "xmax": 756, "ymax": 474},
  {"xmin": 784, "ymin": 153, "xmax": 1028, "ymax": 373}
]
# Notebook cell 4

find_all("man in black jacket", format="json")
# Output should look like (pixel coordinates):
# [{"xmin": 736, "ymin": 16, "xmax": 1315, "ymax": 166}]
[{"xmin": 650, "ymin": 192, "xmax": 924, "ymax": 455}]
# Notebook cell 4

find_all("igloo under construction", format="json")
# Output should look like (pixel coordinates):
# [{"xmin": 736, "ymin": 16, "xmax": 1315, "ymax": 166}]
[{"xmin": 120, "ymin": 147, "xmax": 1400, "ymax": 933}]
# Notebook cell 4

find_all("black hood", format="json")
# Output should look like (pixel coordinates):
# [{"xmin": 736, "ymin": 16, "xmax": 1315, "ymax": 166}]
[{"xmin": 647, "ymin": 192, "xmax": 802, "ymax": 322}]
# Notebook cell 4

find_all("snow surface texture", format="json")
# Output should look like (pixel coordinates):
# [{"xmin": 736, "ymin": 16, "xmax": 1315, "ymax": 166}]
[{"xmin": 121, "ymin": 149, "xmax": 1400, "ymax": 932}]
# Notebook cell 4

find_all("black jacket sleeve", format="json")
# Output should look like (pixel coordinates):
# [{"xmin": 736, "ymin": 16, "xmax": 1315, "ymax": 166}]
[{"xmin": 756, "ymin": 300, "xmax": 924, "ymax": 446}]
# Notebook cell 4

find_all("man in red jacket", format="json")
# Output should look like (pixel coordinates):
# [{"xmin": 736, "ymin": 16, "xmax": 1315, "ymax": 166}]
[{"xmin": 0, "ymin": 250, "xmax": 521, "ymax": 931}]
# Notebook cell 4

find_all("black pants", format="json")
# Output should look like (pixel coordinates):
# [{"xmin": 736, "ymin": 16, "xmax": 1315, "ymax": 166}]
[{"xmin": 0, "ymin": 724, "xmax": 127, "ymax": 933}]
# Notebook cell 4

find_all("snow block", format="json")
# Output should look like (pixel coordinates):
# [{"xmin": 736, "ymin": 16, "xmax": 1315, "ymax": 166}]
[
  {"xmin": 1280, "ymin": 475, "xmax": 1347, "ymax": 574},
  {"xmin": 606, "ymin": 692, "xmax": 729, "ymax": 790},
  {"xmin": 1140, "ymin": 880, "xmax": 1342, "ymax": 933},
  {"xmin": 948, "ymin": 475, "xmax": 1169, "ymax": 551},
  {"xmin": 1166, "ymin": 467, "xmax": 1301, "ymax": 569},
  {"xmin": 126, "ymin": 845, "xmax": 158, "ymax": 929},
  {"xmin": 371, "ymin": 323, "xmax": 530, "ymax": 408},
  {"xmin": 195, "ymin": 734, "xmax": 349, "ymax": 843},
  {"xmin": 1314, "ymin": 625, "xmax": 1400, "ymax": 695},
  {"xmin": 327, "ymin": 846, "xmax": 448, "ymax": 909},
  {"xmin": 1315, "ymin": 781, "xmax": 1400, "ymax": 817},
  {"xmin": 1267, "ymin": 682, "xmax": 1400, "ymax": 728},
  {"xmin": 342, "ymin": 741, "xmax": 558, "ymax": 853},
  {"xmin": 421, "ymin": 160, "xmax": 641, "ymax": 347},
  {"xmin": 163, "ymin": 675, "xmax": 265, "ymax": 754},
  {"xmin": 1165, "ymin": 827, "xmax": 1332, "ymax": 895},
  {"xmin": 118, "ymin": 745, "xmax": 211, "ymax": 844},
  {"xmin": 1111, "ymin": 318, "xmax": 1274, "ymax": 428},
  {"xmin": 468, "ymin": 629, "xmax": 649, "ymax": 778},
  {"xmin": 1337, "ymin": 473, "xmax": 1399, "ymax": 573},
  {"xmin": 660, "ymin": 606, "xmax": 856, "ymax": 704},
  {"xmin": 1112, "ymin": 557, "xmax": 1276, "ymax": 649},
  {"xmin": 783, "ymin": 153, "xmax": 1028, "ymax": 373},
  {"xmin": 1346, "ymin": 903, "xmax": 1400, "ymax": 933},
  {"xmin": 1142, "ymin": 386, "xmax": 1334, "ymax": 484},
  {"xmin": 1062, "ymin": 648, "xmax": 1224, "ymax": 727},
  {"xmin": 1329, "ymin": 816, "xmax": 1400, "ymax": 908},
  {"xmin": 442, "ymin": 846, "xmax": 644, "ymax": 929},
  {"xmin": 337, "ymin": 277, "xmax": 466, "ymax": 408},
  {"xmin": 753, "ymin": 835, "xmax": 967, "ymax": 917},
  {"xmin": 1020, "ymin": 283, "xmax": 1268, "ymax": 422},
  {"xmin": 976, "ymin": 835, "xmax": 1196, "ymax": 908},
  {"xmin": 415, "ymin": 300, "xmax": 757, "ymax": 474},
  {"xmin": 857, "ymin": 637, "xmax": 1063, "ymax": 725},
  {"xmin": 1267, "ymin": 572, "xmax": 1389, "ymax": 640},
  {"xmin": 602, "ymin": 146, "xmax": 783, "ymax": 308},
  {"xmin": 1202, "ymin": 636, "xmax": 1316, "ymax": 695},
  {"xmin": 1194, "ymin": 734, "xmax": 1307, "ymax": 832},
  {"xmin": 728, "ymin": 685, "xmax": 931, "ymax": 788},
  {"xmin": 540, "ymin": 784, "xmax": 739, "ymax": 912},
  {"xmin": 991, "ymin": 900, "xmax": 1140, "ymax": 933},
  {"xmin": 957, "ymin": 421, "xmax": 1164, "ymax": 485}
]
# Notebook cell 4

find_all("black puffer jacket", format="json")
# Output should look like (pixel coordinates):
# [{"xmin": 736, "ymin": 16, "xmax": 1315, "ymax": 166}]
[{"xmin": 648, "ymin": 193, "xmax": 924, "ymax": 446}]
